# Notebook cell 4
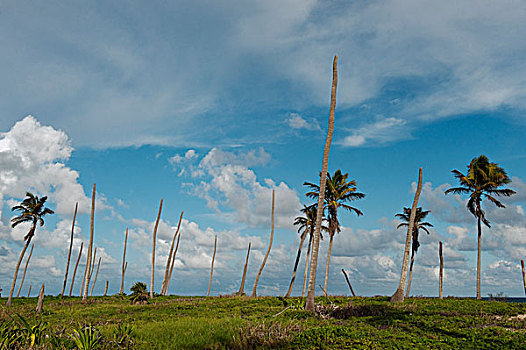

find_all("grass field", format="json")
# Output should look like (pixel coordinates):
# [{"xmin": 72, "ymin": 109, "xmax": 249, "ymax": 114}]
[{"xmin": 1, "ymin": 294, "xmax": 526, "ymax": 349}]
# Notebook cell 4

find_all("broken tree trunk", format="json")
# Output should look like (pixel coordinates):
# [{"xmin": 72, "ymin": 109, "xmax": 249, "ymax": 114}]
[
  {"xmin": 207, "ymin": 235, "xmax": 218, "ymax": 297},
  {"xmin": 27, "ymin": 285, "xmax": 31, "ymax": 298},
  {"xmin": 36, "ymin": 283, "xmax": 45, "ymax": 314},
  {"xmin": 522, "ymin": 260, "xmax": 526, "ymax": 296},
  {"xmin": 166, "ymin": 227, "xmax": 182, "ymax": 294},
  {"xmin": 252, "ymin": 189, "xmax": 275, "ymax": 297},
  {"xmin": 439, "ymin": 241, "xmax": 444, "ymax": 299},
  {"xmin": 16, "ymin": 244, "xmax": 34, "ymax": 298},
  {"xmin": 341, "ymin": 269, "xmax": 356, "ymax": 297},
  {"xmin": 390, "ymin": 167, "xmax": 423, "ymax": 303},
  {"xmin": 119, "ymin": 228, "xmax": 128, "ymax": 295},
  {"xmin": 70, "ymin": 242, "xmax": 83, "ymax": 297},
  {"xmin": 150, "ymin": 199, "xmax": 163, "ymax": 299},
  {"xmin": 237, "ymin": 242, "xmax": 251, "ymax": 296},
  {"xmin": 61, "ymin": 202, "xmax": 78, "ymax": 296},
  {"xmin": 83, "ymin": 184, "xmax": 96, "ymax": 301},
  {"xmin": 161, "ymin": 211, "xmax": 183, "ymax": 295},
  {"xmin": 89, "ymin": 257, "xmax": 101, "ymax": 297},
  {"xmin": 285, "ymin": 230, "xmax": 307, "ymax": 298},
  {"xmin": 104, "ymin": 280, "xmax": 109, "ymax": 297}
]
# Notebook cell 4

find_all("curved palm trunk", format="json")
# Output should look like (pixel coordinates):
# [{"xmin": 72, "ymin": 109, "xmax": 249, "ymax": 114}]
[
  {"xmin": 119, "ymin": 228, "xmax": 128, "ymax": 295},
  {"xmin": 83, "ymin": 184, "xmax": 96, "ymax": 301},
  {"xmin": 305, "ymin": 55, "xmax": 338, "ymax": 312},
  {"xmin": 252, "ymin": 189, "xmax": 275, "ymax": 297},
  {"xmin": 166, "ymin": 225, "xmax": 183, "ymax": 293},
  {"xmin": 390, "ymin": 167, "xmax": 423, "ymax": 303},
  {"xmin": 17, "ymin": 244, "xmax": 34, "ymax": 297},
  {"xmin": 89, "ymin": 257, "xmax": 101, "ymax": 296},
  {"xmin": 150, "ymin": 199, "xmax": 163, "ymax": 299},
  {"xmin": 207, "ymin": 235, "xmax": 218, "ymax": 297},
  {"xmin": 476, "ymin": 214, "xmax": 482, "ymax": 299},
  {"xmin": 161, "ymin": 211, "xmax": 183, "ymax": 295},
  {"xmin": 237, "ymin": 242, "xmax": 251, "ymax": 295},
  {"xmin": 302, "ymin": 233, "xmax": 313, "ymax": 297},
  {"xmin": 6, "ymin": 222, "xmax": 36, "ymax": 306},
  {"xmin": 61, "ymin": 203, "xmax": 78, "ymax": 296},
  {"xmin": 285, "ymin": 229, "xmax": 308, "ymax": 298},
  {"xmin": 69, "ymin": 242, "xmax": 83, "ymax": 296},
  {"xmin": 324, "ymin": 233, "xmax": 335, "ymax": 294},
  {"xmin": 405, "ymin": 250, "xmax": 415, "ymax": 298}
]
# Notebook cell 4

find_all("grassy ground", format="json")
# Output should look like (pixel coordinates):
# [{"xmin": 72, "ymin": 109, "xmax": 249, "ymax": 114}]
[{"xmin": 1, "ymin": 294, "xmax": 526, "ymax": 349}]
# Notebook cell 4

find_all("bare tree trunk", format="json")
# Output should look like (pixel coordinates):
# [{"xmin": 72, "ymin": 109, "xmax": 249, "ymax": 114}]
[
  {"xmin": 341, "ymin": 269, "xmax": 356, "ymax": 296},
  {"xmin": 285, "ymin": 230, "xmax": 307, "ymax": 298},
  {"xmin": 119, "ymin": 228, "xmax": 128, "ymax": 295},
  {"xmin": 166, "ymin": 224, "xmax": 183, "ymax": 293},
  {"xmin": 237, "ymin": 242, "xmax": 251, "ymax": 296},
  {"xmin": 439, "ymin": 241, "xmax": 444, "ymax": 299},
  {"xmin": 521, "ymin": 260, "xmax": 526, "ymax": 297},
  {"xmin": 104, "ymin": 280, "xmax": 108, "ymax": 297},
  {"xmin": 36, "ymin": 282, "xmax": 45, "ymax": 314},
  {"xmin": 161, "ymin": 211, "xmax": 183, "ymax": 295},
  {"xmin": 390, "ymin": 167, "xmax": 423, "ymax": 303},
  {"xmin": 207, "ymin": 235, "xmax": 218, "ymax": 297},
  {"xmin": 324, "ymin": 234, "xmax": 335, "ymax": 295},
  {"xmin": 150, "ymin": 199, "xmax": 163, "ymax": 299},
  {"xmin": 476, "ymin": 213, "xmax": 482, "ymax": 300},
  {"xmin": 70, "ymin": 242, "xmax": 83, "ymax": 297},
  {"xmin": 302, "ymin": 233, "xmax": 313, "ymax": 297},
  {"xmin": 61, "ymin": 202, "xmax": 78, "ymax": 296},
  {"xmin": 83, "ymin": 184, "xmax": 96, "ymax": 301},
  {"xmin": 306, "ymin": 56, "xmax": 338, "ymax": 312},
  {"xmin": 27, "ymin": 285, "xmax": 31, "ymax": 298},
  {"xmin": 90, "ymin": 257, "xmax": 101, "ymax": 296},
  {"xmin": 88, "ymin": 248, "xmax": 97, "ymax": 282},
  {"xmin": 6, "ymin": 223, "xmax": 35, "ymax": 306},
  {"xmin": 405, "ymin": 250, "xmax": 415, "ymax": 298},
  {"xmin": 252, "ymin": 189, "xmax": 275, "ymax": 297},
  {"xmin": 17, "ymin": 244, "xmax": 34, "ymax": 297}
]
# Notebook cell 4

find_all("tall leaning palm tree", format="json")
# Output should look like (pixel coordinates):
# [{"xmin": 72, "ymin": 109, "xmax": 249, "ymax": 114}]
[
  {"xmin": 395, "ymin": 207, "xmax": 433, "ymax": 297},
  {"xmin": 445, "ymin": 155, "xmax": 515, "ymax": 299},
  {"xmin": 305, "ymin": 169, "xmax": 365, "ymax": 293},
  {"xmin": 6, "ymin": 192, "xmax": 54, "ymax": 306}
]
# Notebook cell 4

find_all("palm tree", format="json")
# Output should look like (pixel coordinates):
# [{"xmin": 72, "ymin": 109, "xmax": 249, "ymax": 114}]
[
  {"xmin": 285, "ymin": 205, "xmax": 326, "ymax": 298},
  {"xmin": 445, "ymin": 155, "xmax": 515, "ymax": 299},
  {"xmin": 6, "ymin": 192, "xmax": 54, "ymax": 306},
  {"xmin": 305, "ymin": 169, "xmax": 365, "ymax": 293},
  {"xmin": 305, "ymin": 55, "xmax": 338, "ymax": 313},
  {"xmin": 395, "ymin": 207, "xmax": 433, "ymax": 297}
]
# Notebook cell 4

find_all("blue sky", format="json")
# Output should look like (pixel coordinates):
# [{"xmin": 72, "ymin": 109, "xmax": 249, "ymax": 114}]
[{"xmin": 1, "ymin": 0, "xmax": 526, "ymax": 298}]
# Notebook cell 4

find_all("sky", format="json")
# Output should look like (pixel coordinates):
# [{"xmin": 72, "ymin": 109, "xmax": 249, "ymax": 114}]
[{"xmin": 1, "ymin": 0, "xmax": 526, "ymax": 298}]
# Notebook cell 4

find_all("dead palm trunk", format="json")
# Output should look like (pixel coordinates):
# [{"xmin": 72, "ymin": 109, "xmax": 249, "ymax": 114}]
[
  {"xmin": 27, "ymin": 285, "xmax": 31, "ymax": 298},
  {"xmin": 521, "ymin": 260, "xmax": 526, "ymax": 296},
  {"xmin": 104, "ymin": 280, "xmax": 108, "ymax": 297},
  {"xmin": 305, "ymin": 56, "xmax": 338, "ymax": 312},
  {"xmin": 36, "ymin": 282, "xmax": 45, "ymax": 314},
  {"xmin": 341, "ymin": 269, "xmax": 356, "ymax": 296},
  {"xmin": 161, "ymin": 211, "xmax": 183, "ymax": 295},
  {"xmin": 61, "ymin": 202, "xmax": 78, "ymax": 296},
  {"xmin": 323, "ymin": 233, "xmax": 335, "ymax": 295},
  {"xmin": 302, "ymin": 232, "xmax": 313, "ymax": 297},
  {"xmin": 150, "ymin": 199, "xmax": 163, "ymax": 299},
  {"xmin": 405, "ymin": 250, "xmax": 415, "ymax": 298},
  {"xmin": 166, "ymin": 225, "xmax": 183, "ymax": 293},
  {"xmin": 285, "ymin": 230, "xmax": 308, "ymax": 298},
  {"xmin": 89, "ymin": 257, "xmax": 101, "ymax": 296},
  {"xmin": 16, "ymin": 244, "xmax": 34, "ymax": 297},
  {"xmin": 439, "ymin": 241, "xmax": 444, "ymax": 299},
  {"xmin": 119, "ymin": 228, "xmax": 128, "ymax": 295},
  {"xmin": 6, "ymin": 222, "xmax": 36, "ymax": 306},
  {"xmin": 70, "ymin": 242, "xmax": 83, "ymax": 297},
  {"xmin": 83, "ymin": 184, "xmax": 96, "ymax": 301},
  {"xmin": 237, "ymin": 242, "xmax": 251, "ymax": 295},
  {"xmin": 88, "ymin": 248, "xmax": 97, "ymax": 282},
  {"xmin": 390, "ymin": 167, "xmax": 423, "ymax": 303},
  {"xmin": 207, "ymin": 235, "xmax": 218, "ymax": 297},
  {"xmin": 252, "ymin": 189, "xmax": 275, "ymax": 297}
]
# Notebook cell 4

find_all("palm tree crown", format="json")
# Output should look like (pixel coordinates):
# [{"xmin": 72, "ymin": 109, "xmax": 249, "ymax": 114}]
[
  {"xmin": 395, "ymin": 207, "xmax": 433, "ymax": 254},
  {"xmin": 293, "ymin": 205, "xmax": 327, "ymax": 241},
  {"xmin": 11, "ymin": 192, "xmax": 54, "ymax": 242}
]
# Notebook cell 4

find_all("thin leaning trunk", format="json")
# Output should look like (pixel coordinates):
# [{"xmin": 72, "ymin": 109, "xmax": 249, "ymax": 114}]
[
  {"xmin": 150, "ymin": 199, "xmax": 163, "ymax": 299},
  {"xmin": 305, "ymin": 56, "xmax": 338, "ymax": 312},
  {"xmin": 88, "ymin": 248, "xmax": 97, "ymax": 282},
  {"xmin": 6, "ymin": 222, "xmax": 35, "ymax": 306},
  {"xmin": 405, "ymin": 250, "xmax": 415, "ymax": 298},
  {"xmin": 476, "ymin": 213, "xmax": 482, "ymax": 300},
  {"xmin": 207, "ymin": 235, "xmax": 218, "ymax": 297},
  {"xmin": 70, "ymin": 242, "xmax": 83, "ymax": 296},
  {"xmin": 166, "ymin": 225, "xmax": 183, "ymax": 293},
  {"xmin": 521, "ymin": 260, "xmax": 526, "ymax": 297},
  {"xmin": 302, "ymin": 233, "xmax": 313, "ymax": 297},
  {"xmin": 323, "ymin": 234, "xmax": 335, "ymax": 295},
  {"xmin": 119, "ymin": 228, "xmax": 128, "ymax": 295},
  {"xmin": 439, "ymin": 241, "xmax": 444, "ymax": 299},
  {"xmin": 161, "ymin": 211, "xmax": 183, "ymax": 295},
  {"xmin": 61, "ymin": 202, "xmax": 78, "ymax": 296},
  {"xmin": 104, "ymin": 280, "xmax": 109, "ymax": 296},
  {"xmin": 83, "ymin": 184, "xmax": 96, "ymax": 301},
  {"xmin": 89, "ymin": 257, "xmax": 101, "ymax": 297},
  {"xmin": 390, "ymin": 167, "xmax": 423, "ymax": 303},
  {"xmin": 27, "ymin": 285, "xmax": 31, "ymax": 298},
  {"xmin": 341, "ymin": 269, "xmax": 356, "ymax": 296},
  {"xmin": 17, "ymin": 244, "xmax": 34, "ymax": 297},
  {"xmin": 252, "ymin": 189, "xmax": 275, "ymax": 297},
  {"xmin": 36, "ymin": 283, "xmax": 45, "ymax": 314},
  {"xmin": 285, "ymin": 230, "xmax": 308, "ymax": 298},
  {"xmin": 237, "ymin": 242, "xmax": 251, "ymax": 295}
]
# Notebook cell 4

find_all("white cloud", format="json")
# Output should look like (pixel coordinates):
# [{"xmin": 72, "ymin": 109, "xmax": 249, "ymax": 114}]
[
  {"xmin": 341, "ymin": 117, "xmax": 410, "ymax": 147},
  {"xmin": 286, "ymin": 113, "xmax": 321, "ymax": 131}
]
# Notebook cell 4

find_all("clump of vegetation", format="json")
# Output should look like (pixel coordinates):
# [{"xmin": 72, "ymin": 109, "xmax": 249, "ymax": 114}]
[
  {"xmin": 70, "ymin": 323, "xmax": 102, "ymax": 350},
  {"xmin": 130, "ymin": 282, "xmax": 148, "ymax": 304}
]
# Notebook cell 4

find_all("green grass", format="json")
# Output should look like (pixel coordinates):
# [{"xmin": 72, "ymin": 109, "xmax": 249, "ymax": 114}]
[{"xmin": 1, "ymin": 295, "xmax": 525, "ymax": 349}]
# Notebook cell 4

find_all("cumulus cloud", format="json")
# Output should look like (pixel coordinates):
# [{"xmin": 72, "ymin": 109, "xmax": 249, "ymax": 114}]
[
  {"xmin": 341, "ymin": 117, "xmax": 410, "ymax": 147},
  {"xmin": 286, "ymin": 113, "xmax": 321, "ymax": 131}
]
